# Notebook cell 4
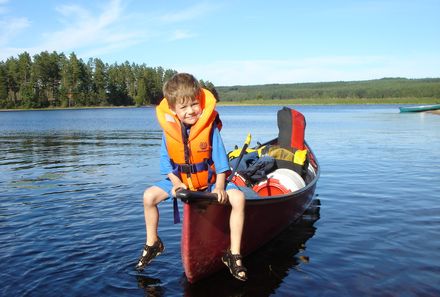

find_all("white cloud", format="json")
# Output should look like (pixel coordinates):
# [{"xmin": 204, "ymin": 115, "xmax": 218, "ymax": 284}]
[
  {"xmin": 0, "ymin": 0, "xmax": 9, "ymax": 13},
  {"xmin": 0, "ymin": 0, "xmax": 148, "ymax": 60},
  {"xmin": 55, "ymin": 3, "xmax": 90, "ymax": 22},
  {"xmin": 159, "ymin": 2, "xmax": 219, "ymax": 23},
  {"xmin": 0, "ymin": 16, "xmax": 30, "ymax": 46},
  {"xmin": 38, "ymin": 0, "xmax": 132, "ymax": 53},
  {"xmin": 169, "ymin": 29, "xmax": 196, "ymax": 41},
  {"xmin": 0, "ymin": 1, "xmax": 223, "ymax": 61}
]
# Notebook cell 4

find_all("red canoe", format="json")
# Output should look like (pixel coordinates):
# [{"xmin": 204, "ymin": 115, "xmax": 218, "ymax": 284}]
[{"xmin": 176, "ymin": 141, "xmax": 320, "ymax": 283}]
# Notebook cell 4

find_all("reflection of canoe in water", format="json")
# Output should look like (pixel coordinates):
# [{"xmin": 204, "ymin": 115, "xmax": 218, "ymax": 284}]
[
  {"xmin": 399, "ymin": 104, "xmax": 440, "ymax": 113},
  {"xmin": 176, "ymin": 140, "xmax": 320, "ymax": 283}
]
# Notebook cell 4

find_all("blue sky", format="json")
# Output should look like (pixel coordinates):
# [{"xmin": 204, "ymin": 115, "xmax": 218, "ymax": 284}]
[{"xmin": 1, "ymin": 0, "xmax": 439, "ymax": 86}]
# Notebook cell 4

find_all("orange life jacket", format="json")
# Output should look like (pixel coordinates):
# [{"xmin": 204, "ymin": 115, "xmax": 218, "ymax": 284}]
[{"xmin": 156, "ymin": 88, "xmax": 221, "ymax": 190}]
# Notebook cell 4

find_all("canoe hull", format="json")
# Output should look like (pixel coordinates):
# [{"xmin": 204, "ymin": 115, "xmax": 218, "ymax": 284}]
[
  {"xmin": 181, "ymin": 160, "xmax": 318, "ymax": 283},
  {"xmin": 399, "ymin": 104, "xmax": 440, "ymax": 113}
]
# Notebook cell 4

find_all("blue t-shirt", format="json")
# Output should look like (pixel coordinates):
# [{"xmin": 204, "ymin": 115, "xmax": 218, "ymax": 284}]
[{"xmin": 159, "ymin": 127, "xmax": 230, "ymax": 175}]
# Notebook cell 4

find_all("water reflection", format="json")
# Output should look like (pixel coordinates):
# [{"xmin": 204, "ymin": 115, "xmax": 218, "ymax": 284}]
[
  {"xmin": 181, "ymin": 199, "xmax": 321, "ymax": 297},
  {"xmin": 136, "ymin": 276, "xmax": 164, "ymax": 297},
  {"xmin": 0, "ymin": 131, "xmax": 161, "ymax": 184}
]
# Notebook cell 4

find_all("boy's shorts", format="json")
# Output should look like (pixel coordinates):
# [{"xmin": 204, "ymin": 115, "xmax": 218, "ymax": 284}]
[{"xmin": 155, "ymin": 178, "xmax": 239, "ymax": 199}]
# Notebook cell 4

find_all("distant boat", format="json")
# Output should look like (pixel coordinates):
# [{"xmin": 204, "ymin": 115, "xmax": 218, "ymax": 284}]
[{"xmin": 399, "ymin": 104, "xmax": 440, "ymax": 113}]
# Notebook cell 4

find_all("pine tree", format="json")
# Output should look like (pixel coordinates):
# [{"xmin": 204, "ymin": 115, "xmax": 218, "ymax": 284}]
[{"xmin": 0, "ymin": 63, "xmax": 8, "ymax": 105}]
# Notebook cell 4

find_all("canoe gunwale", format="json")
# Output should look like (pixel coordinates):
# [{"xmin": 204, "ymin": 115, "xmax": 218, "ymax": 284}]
[
  {"xmin": 176, "ymin": 140, "xmax": 320, "ymax": 206},
  {"xmin": 178, "ymin": 178, "xmax": 316, "ymax": 206}
]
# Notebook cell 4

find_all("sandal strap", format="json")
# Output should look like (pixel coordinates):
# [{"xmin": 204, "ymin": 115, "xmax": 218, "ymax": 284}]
[
  {"xmin": 142, "ymin": 244, "xmax": 151, "ymax": 253},
  {"xmin": 223, "ymin": 250, "xmax": 248, "ymax": 280},
  {"xmin": 230, "ymin": 253, "xmax": 242, "ymax": 261},
  {"xmin": 232, "ymin": 264, "xmax": 247, "ymax": 273}
]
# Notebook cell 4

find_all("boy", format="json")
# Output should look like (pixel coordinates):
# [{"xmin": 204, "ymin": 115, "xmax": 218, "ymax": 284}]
[{"xmin": 136, "ymin": 73, "xmax": 247, "ymax": 281}]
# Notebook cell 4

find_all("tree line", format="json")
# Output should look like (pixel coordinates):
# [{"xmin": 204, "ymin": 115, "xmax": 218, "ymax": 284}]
[
  {"xmin": 0, "ymin": 51, "xmax": 216, "ymax": 109},
  {"xmin": 217, "ymin": 78, "xmax": 440, "ymax": 102},
  {"xmin": 2, "ymin": 51, "xmax": 439, "ymax": 109}
]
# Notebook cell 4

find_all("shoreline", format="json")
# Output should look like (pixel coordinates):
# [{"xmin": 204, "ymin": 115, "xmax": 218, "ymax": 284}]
[
  {"xmin": 427, "ymin": 110, "xmax": 440, "ymax": 115},
  {"xmin": 0, "ymin": 105, "xmax": 150, "ymax": 112},
  {"xmin": 2, "ymin": 101, "xmax": 440, "ymax": 112}
]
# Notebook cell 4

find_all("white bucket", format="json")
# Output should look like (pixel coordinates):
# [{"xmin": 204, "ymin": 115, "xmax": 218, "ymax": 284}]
[{"xmin": 267, "ymin": 168, "xmax": 306, "ymax": 192}]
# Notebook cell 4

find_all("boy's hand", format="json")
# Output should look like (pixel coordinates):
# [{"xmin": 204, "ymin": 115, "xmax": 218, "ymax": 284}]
[
  {"xmin": 212, "ymin": 173, "xmax": 227, "ymax": 203},
  {"xmin": 212, "ymin": 187, "xmax": 228, "ymax": 204},
  {"xmin": 171, "ymin": 183, "xmax": 187, "ymax": 197},
  {"xmin": 168, "ymin": 173, "xmax": 186, "ymax": 197}
]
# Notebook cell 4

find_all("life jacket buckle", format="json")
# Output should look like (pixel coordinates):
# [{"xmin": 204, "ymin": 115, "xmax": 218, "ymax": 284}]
[{"xmin": 179, "ymin": 164, "xmax": 194, "ymax": 174}]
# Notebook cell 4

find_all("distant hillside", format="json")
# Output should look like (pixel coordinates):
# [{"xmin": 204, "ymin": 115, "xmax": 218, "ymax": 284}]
[{"xmin": 216, "ymin": 78, "xmax": 440, "ymax": 102}]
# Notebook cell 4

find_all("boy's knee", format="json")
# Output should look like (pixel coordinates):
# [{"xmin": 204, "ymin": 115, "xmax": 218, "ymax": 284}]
[
  {"xmin": 235, "ymin": 191, "xmax": 245, "ymax": 201},
  {"xmin": 228, "ymin": 189, "xmax": 246, "ymax": 206},
  {"xmin": 143, "ymin": 186, "xmax": 168, "ymax": 207},
  {"xmin": 143, "ymin": 188, "xmax": 158, "ymax": 207}
]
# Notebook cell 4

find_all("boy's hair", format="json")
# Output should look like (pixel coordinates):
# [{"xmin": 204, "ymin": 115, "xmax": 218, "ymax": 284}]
[{"xmin": 163, "ymin": 73, "xmax": 201, "ymax": 107}]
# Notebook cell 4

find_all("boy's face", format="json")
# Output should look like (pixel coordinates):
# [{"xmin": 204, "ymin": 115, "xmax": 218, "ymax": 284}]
[{"xmin": 172, "ymin": 98, "xmax": 202, "ymax": 126}]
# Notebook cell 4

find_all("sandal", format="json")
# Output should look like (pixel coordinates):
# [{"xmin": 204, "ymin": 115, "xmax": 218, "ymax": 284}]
[
  {"xmin": 135, "ymin": 237, "xmax": 165, "ymax": 271},
  {"xmin": 221, "ymin": 250, "xmax": 248, "ymax": 281}
]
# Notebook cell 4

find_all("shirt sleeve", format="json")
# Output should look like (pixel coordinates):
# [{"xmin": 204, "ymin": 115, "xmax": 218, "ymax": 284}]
[
  {"xmin": 159, "ymin": 134, "xmax": 173, "ymax": 175},
  {"xmin": 211, "ymin": 127, "xmax": 230, "ymax": 174}
]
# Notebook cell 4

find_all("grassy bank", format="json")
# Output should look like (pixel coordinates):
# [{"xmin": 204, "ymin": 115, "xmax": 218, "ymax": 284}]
[{"xmin": 2, "ymin": 97, "xmax": 439, "ymax": 111}]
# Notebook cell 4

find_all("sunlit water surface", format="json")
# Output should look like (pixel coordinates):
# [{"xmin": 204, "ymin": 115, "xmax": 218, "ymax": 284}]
[{"xmin": 1, "ymin": 105, "xmax": 439, "ymax": 296}]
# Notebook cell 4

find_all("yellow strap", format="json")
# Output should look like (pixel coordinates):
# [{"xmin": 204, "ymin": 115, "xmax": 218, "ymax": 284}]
[
  {"xmin": 228, "ymin": 146, "xmax": 266, "ymax": 159},
  {"xmin": 294, "ymin": 149, "xmax": 308, "ymax": 165},
  {"xmin": 228, "ymin": 148, "xmax": 252, "ymax": 159},
  {"xmin": 186, "ymin": 175, "xmax": 195, "ymax": 191},
  {"xmin": 244, "ymin": 133, "xmax": 252, "ymax": 146}
]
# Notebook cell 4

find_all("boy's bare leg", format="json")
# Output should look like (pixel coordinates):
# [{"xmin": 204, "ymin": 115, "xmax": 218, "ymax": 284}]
[
  {"xmin": 143, "ymin": 186, "xmax": 169, "ymax": 245},
  {"xmin": 136, "ymin": 186, "xmax": 169, "ymax": 270},
  {"xmin": 227, "ymin": 188, "xmax": 246, "ymax": 275}
]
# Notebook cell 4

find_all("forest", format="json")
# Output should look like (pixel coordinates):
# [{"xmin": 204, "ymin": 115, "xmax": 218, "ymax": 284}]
[
  {"xmin": 0, "ymin": 51, "xmax": 214, "ymax": 109},
  {"xmin": 1, "ymin": 51, "xmax": 439, "ymax": 109},
  {"xmin": 217, "ymin": 78, "xmax": 440, "ymax": 103}
]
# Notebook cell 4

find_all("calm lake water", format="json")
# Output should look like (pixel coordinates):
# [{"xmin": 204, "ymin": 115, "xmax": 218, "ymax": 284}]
[{"xmin": 1, "ymin": 105, "xmax": 439, "ymax": 296}]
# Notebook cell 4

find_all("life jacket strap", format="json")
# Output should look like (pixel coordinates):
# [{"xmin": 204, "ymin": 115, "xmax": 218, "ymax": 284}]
[
  {"xmin": 171, "ymin": 159, "xmax": 214, "ymax": 191},
  {"xmin": 173, "ymin": 198, "xmax": 180, "ymax": 224},
  {"xmin": 206, "ymin": 159, "xmax": 215, "ymax": 189},
  {"xmin": 171, "ymin": 159, "xmax": 213, "ymax": 175}
]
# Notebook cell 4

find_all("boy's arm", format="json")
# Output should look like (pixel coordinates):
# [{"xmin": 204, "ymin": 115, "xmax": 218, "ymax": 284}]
[
  {"xmin": 168, "ymin": 172, "xmax": 187, "ymax": 196},
  {"xmin": 211, "ymin": 127, "xmax": 230, "ymax": 174},
  {"xmin": 159, "ymin": 134, "xmax": 173, "ymax": 175},
  {"xmin": 212, "ymin": 172, "xmax": 228, "ymax": 204},
  {"xmin": 211, "ymin": 128, "xmax": 229, "ymax": 203}
]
